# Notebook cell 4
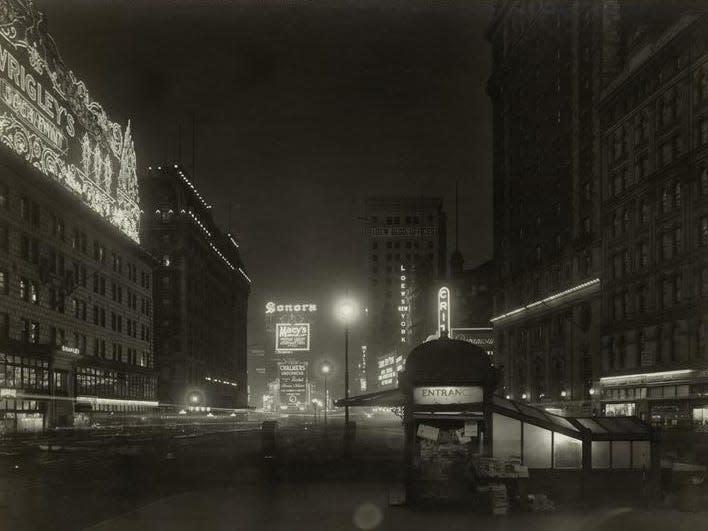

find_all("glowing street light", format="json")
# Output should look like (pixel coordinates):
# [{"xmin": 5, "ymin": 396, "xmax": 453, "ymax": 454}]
[
  {"xmin": 336, "ymin": 297, "xmax": 358, "ymax": 449},
  {"xmin": 321, "ymin": 361, "xmax": 332, "ymax": 437}
]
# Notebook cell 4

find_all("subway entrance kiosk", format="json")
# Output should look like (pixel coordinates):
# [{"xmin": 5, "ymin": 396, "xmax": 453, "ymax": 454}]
[
  {"xmin": 341, "ymin": 337, "xmax": 657, "ymax": 509},
  {"xmin": 400, "ymin": 338, "xmax": 499, "ymax": 504}
]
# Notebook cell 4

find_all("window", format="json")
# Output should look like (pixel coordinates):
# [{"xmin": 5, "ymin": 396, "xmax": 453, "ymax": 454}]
[
  {"xmin": 641, "ymin": 201, "xmax": 650, "ymax": 223},
  {"xmin": 700, "ymin": 119, "xmax": 708, "ymax": 145},
  {"xmin": 637, "ymin": 285, "xmax": 648, "ymax": 313},
  {"xmin": 20, "ymin": 195, "xmax": 29, "ymax": 222},
  {"xmin": 29, "ymin": 322, "xmax": 39, "ymax": 344},
  {"xmin": 701, "ymin": 217, "xmax": 708, "ymax": 247},
  {"xmin": 662, "ymin": 188, "xmax": 671, "ymax": 213},
  {"xmin": 640, "ymin": 242, "xmax": 649, "ymax": 267},
  {"xmin": 20, "ymin": 278, "xmax": 28, "ymax": 301},
  {"xmin": 0, "ymin": 270, "xmax": 7, "ymax": 295},
  {"xmin": 702, "ymin": 168, "xmax": 708, "ymax": 196},
  {"xmin": 662, "ymin": 232, "xmax": 673, "ymax": 260},
  {"xmin": 0, "ymin": 183, "xmax": 7, "ymax": 208},
  {"xmin": 0, "ymin": 222, "xmax": 8, "ymax": 252},
  {"xmin": 30, "ymin": 282, "xmax": 38, "ymax": 304},
  {"xmin": 674, "ymin": 182, "xmax": 682, "ymax": 208}
]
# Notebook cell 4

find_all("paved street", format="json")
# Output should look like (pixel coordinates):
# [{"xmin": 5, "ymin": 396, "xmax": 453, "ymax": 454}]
[{"xmin": 1, "ymin": 416, "xmax": 708, "ymax": 530}]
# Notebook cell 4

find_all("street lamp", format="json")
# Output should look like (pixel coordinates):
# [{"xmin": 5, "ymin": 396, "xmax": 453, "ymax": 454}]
[
  {"xmin": 321, "ymin": 362, "xmax": 331, "ymax": 437},
  {"xmin": 336, "ymin": 298, "xmax": 357, "ymax": 447}
]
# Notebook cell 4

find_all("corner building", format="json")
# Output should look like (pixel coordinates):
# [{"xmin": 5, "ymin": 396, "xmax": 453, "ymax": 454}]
[
  {"xmin": 0, "ymin": 0, "xmax": 156, "ymax": 432},
  {"xmin": 597, "ymin": 3, "xmax": 708, "ymax": 429},
  {"xmin": 140, "ymin": 165, "xmax": 251, "ymax": 410}
]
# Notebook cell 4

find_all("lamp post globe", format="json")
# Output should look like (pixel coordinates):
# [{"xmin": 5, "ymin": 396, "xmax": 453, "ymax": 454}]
[{"xmin": 336, "ymin": 297, "xmax": 358, "ymax": 452}]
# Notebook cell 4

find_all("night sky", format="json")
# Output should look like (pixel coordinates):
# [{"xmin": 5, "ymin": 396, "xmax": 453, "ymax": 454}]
[{"xmin": 35, "ymin": 0, "xmax": 493, "ymax": 366}]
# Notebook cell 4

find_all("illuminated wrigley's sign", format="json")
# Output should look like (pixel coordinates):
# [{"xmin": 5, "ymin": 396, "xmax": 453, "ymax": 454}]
[{"xmin": 0, "ymin": 1, "xmax": 140, "ymax": 242}]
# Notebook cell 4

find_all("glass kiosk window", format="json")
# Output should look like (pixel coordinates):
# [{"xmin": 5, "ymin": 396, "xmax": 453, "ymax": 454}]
[{"xmin": 523, "ymin": 424, "xmax": 552, "ymax": 468}]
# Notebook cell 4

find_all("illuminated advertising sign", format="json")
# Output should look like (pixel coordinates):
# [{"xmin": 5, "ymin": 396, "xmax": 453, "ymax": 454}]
[
  {"xmin": 399, "ymin": 265, "xmax": 408, "ymax": 343},
  {"xmin": 278, "ymin": 362, "xmax": 307, "ymax": 405},
  {"xmin": 377, "ymin": 352, "xmax": 405, "ymax": 388},
  {"xmin": 0, "ymin": 2, "xmax": 140, "ymax": 241},
  {"xmin": 265, "ymin": 301, "xmax": 317, "ymax": 314},
  {"xmin": 370, "ymin": 226, "xmax": 437, "ymax": 238},
  {"xmin": 275, "ymin": 323, "xmax": 310, "ymax": 352},
  {"xmin": 438, "ymin": 286, "xmax": 451, "ymax": 336},
  {"xmin": 452, "ymin": 328, "xmax": 494, "ymax": 356}
]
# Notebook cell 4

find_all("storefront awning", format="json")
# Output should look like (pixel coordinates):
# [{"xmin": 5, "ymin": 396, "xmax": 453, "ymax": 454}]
[{"xmin": 335, "ymin": 388, "xmax": 405, "ymax": 408}]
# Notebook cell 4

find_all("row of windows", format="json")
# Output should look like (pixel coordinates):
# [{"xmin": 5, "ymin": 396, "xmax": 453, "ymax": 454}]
[
  {"xmin": 608, "ymin": 267, "xmax": 708, "ymax": 321},
  {"xmin": 607, "ymin": 124, "xmax": 708, "ymax": 200},
  {"xmin": 371, "ymin": 240, "xmax": 434, "ymax": 251},
  {"xmin": 606, "ymin": 323, "xmax": 707, "ymax": 371},
  {"xmin": 369, "ymin": 215, "xmax": 435, "ymax": 225},
  {"xmin": 0, "ymin": 180, "xmax": 150, "ymax": 290},
  {"xmin": 76, "ymin": 367, "xmax": 156, "ymax": 400},
  {"xmin": 371, "ymin": 252, "xmax": 435, "ymax": 266}
]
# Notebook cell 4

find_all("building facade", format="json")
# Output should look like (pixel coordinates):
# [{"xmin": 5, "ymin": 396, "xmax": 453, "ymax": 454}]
[
  {"xmin": 363, "ymin": 197, "xmax": 447, "ymax": 390},
  {"xmin": 0, "ymin": 0, "xmax": 156, "ymax": 433},
  {"xmin": 597, "ymin": 4, "xmax": 708, "ymax": 430},
  {"xmin": 140, "ymin": 165, "xmax": 251, "ymax": 411},
  {"xmin": 487, "ymin": 0, "xmax": 606, "ymax": 414}
]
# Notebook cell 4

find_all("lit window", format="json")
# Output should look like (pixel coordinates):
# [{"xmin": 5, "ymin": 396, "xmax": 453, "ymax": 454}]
[{"xmin": 19, "ymin": 278, "xmax": 27, "ymax": 300}]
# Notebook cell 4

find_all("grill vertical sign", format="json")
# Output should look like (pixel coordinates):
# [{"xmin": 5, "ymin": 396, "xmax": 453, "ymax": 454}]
[
  {"xmin": 438, "ymin": 286, "xmax": 451, "ymax": 338},
  {"xmin": 399, "ymin": 265, "xmax": 408, "ymax": 343}
]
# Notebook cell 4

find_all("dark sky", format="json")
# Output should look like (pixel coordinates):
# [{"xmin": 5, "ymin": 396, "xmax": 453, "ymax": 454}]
[{"xmin": 35, "ymin": 0, "xmax": 493, "ymax": 360}]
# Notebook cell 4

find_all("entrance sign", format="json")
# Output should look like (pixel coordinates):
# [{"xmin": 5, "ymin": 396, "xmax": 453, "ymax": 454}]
[
  {"xmin": 0, "ymin": 3, "xmax": 140, "ymax": 241},
  {"xmin": 413, "ymin": 385, "xmax": 483, "ymax": 405},
  {"xmin": 438, "ymin": 286, "xmax": 451, "ymax": 336}
]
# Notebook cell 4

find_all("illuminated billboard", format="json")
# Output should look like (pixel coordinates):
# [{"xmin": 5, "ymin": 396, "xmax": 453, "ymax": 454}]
[
  {"xmin": 278, "ymin": 362, "xmax": 308, "ymax": 405},
  {"xmin": 275, "ymin": 323, "xmax": 310, "ymax": 352},
  {"xmin": 0, "ymin": 1, "xmax": 140, "ymax": 242}
]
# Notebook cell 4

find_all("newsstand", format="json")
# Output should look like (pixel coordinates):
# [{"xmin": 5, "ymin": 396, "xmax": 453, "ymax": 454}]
[{"xmin": 399, "ymin": 337, "xmax": 500, "ymax": 507}]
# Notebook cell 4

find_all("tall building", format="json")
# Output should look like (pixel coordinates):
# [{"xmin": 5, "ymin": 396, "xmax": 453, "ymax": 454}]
[
  {"xmin": 0, "ymin": 0, "xmax": 156, "ymax": 432},
  {"xmin": 140, "ymin": 165, "xmax": 251, "ymax": 410},
  {"xmin": 487, "ymin": 1, "xmax": 606, "ymax": 413},
  {"xmin": 363, "ymin": 197, "xmax": 447, "ymax": 390},
  {"xmin": 596, "ymin": 3, "xmax": 708, "ymax": 429}
]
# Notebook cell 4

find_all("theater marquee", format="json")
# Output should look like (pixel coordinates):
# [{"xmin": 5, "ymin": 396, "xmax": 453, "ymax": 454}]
[{"xmin": 0, "ymin": 1, "xmax": 140, "ymax": 242}]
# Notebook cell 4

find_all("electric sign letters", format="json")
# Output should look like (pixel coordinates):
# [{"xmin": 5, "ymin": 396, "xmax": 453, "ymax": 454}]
[
  {"xmin": 0, "ymin": 2, "xmax": 140, "ymax": 242},
  {"xmin": 265, "ymin": 301, "xmax": 317, "ymax": 314},
  {"xmin": 399, "ymin": 265, "xmax": 408, "ymax": 343},
  {"xmin": 275, "ymin": 323, "xmax": 310, "ymax": 352},
  {"xmin": 438, "ymin": 286, "xmax": 451, "ymax": 337}
]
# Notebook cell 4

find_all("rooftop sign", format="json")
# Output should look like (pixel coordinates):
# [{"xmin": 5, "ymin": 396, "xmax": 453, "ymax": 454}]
[
  {"xmin": 0, "ymin": 1, "xmax": 140, "ymax": 242},
  {"xmin": 265, "ymin": 302, "xmax": 317, "ymax": 314}
]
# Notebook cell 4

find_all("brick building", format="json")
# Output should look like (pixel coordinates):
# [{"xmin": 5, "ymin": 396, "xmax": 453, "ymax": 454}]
[
  {"xmin": 0, "ymin": 0, "xmax": 156, "ymax": 432},
  {"xmin": 140, "ymin": 165, "xmax": 251, "ymax": 410},
  {"xmin": 597, "ymin": 3, "xmax": 708, "ymax": 429}
]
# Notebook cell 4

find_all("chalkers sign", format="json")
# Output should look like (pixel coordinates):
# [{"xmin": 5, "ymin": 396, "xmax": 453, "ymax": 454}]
[{"xmin": 413, "ymin": 385, "xmax": 483, "ymax": 405}]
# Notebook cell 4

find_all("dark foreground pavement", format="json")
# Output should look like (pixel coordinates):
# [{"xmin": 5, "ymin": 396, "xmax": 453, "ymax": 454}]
[{"xmin": 2, "ymin": 417, "xmax": 708, "ymax": 531}]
